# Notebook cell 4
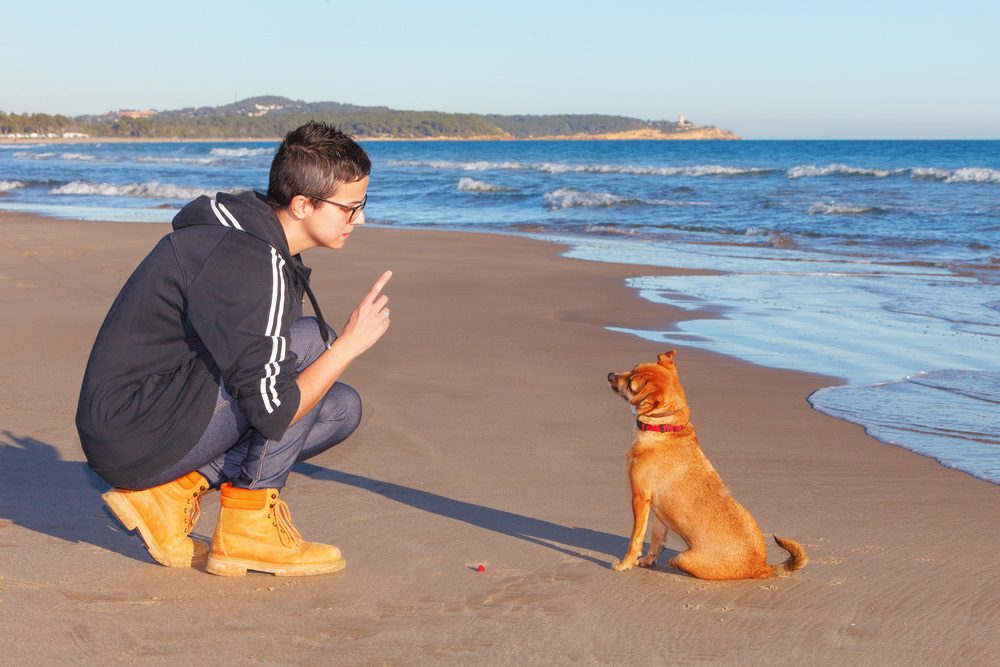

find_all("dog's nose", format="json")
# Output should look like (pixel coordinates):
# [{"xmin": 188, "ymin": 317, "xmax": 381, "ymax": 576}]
[{"xmin": 608, "ymin": 372, "xmax": 616, "ymax": 383}]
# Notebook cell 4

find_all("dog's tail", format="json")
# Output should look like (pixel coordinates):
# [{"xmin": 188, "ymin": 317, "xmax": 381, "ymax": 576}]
[{"xmin": 771, "ymin": 535, "xmax": 808, "ymax": 576}]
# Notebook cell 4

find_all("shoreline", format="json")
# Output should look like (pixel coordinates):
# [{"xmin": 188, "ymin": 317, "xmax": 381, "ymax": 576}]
[
  {"xmin": 3, "ymin": 207, "xmax": 997, "ymax": 486},
  {"xmin": 2, "ymin": 212, "xmax": 999, "ymax": 663}
]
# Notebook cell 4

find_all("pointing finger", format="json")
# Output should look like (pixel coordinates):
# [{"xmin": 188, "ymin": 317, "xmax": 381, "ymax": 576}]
[{"xmin": 365, "ymin": 270, "xmax": 393, "ymax": 302}]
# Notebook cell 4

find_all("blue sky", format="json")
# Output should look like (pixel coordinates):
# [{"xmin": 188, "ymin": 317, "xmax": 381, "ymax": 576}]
[{"xmin": 3, "ymin": 0, "xmax": 998, "ymax": 138}]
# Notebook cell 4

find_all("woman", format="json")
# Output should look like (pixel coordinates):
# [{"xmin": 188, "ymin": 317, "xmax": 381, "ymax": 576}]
[{"xmin": 76, "ymin": 122, "xmax": 390, "ymax": 576}]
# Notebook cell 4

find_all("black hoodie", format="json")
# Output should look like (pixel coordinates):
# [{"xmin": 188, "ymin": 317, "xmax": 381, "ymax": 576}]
[{"xmin": 76, "ymin": 191, "xmax": 324, "ymax": 488}]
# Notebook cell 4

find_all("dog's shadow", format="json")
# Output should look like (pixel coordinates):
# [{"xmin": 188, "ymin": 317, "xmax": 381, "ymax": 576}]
[
  {"xmin": 0, "ymin": 430, "xmax": 150, "ymax": 563},
  {"xmin": 296, "ymin": 462, "xmax": 678, "ymax": 569}
]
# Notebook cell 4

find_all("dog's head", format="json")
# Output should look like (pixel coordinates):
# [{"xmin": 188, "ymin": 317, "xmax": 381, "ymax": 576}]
[{"xmin": 608, "ymin": 351, "xmax": 690, "ymax": 425}]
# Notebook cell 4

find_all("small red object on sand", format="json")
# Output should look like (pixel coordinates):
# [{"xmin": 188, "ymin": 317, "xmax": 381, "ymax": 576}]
[{"xmin": 477, "ymin": 565, "xmax": 485, "ymax": 572}]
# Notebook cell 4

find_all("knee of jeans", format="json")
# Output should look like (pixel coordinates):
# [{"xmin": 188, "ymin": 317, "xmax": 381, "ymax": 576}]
[
  {"xmin": 291, "ymin": 316, "xmax": 338, "ymax": 367},
  {"xmin": 323, "ymin": 382, "xmax": 363, "ymax": 430}
]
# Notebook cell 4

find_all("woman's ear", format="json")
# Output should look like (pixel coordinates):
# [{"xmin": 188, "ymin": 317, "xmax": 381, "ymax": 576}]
[{"xmin": 287, "ymin": 194, "xmax": 313, "ymax": 220}]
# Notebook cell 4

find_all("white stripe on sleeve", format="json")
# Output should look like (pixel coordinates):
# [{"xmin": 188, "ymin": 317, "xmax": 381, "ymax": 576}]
[{"xmin": 259, "ymin": 247, "xmax": 287, "ymax": 414}]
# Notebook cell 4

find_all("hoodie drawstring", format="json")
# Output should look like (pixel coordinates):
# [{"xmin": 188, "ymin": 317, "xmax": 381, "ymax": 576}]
[{"xmin": 301, "ymin": 280, "xmax": 332, "ymax": 350}]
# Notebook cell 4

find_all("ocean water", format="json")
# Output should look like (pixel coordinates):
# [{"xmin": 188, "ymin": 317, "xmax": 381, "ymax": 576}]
[{"xmin": 2, "ymin": 139, "xmax": 998, "ymax": 483}]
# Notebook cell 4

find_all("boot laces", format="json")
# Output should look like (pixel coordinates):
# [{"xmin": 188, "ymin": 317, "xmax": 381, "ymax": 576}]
[
  {"xmin": 183, "ymin": 486, "xmax": 207, "ymax": 534},
  {"xmin": 271, "ymin": 499, "xmax": 303, "ymax": 550}
]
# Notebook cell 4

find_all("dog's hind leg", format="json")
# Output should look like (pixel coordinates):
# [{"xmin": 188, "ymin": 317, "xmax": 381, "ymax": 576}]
[
  {"xmin": 638, "ymin": 514, "xmax": 668, "ymax": 568},
  {"xmin": 613, "ymin": 493, "xmax": 651, "ymax": 572},
  {"xmin": 669, "ymin": 549, "xmax": 745, "ymax": 580}
]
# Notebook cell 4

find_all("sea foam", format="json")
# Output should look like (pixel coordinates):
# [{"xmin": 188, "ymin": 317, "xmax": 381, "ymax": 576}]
[
  {"xmin": 787, "ymin": 164, "xmax": 900, "ymax": 179},
  {"xmin": 542, "ymin": 188, "xmax": 706, "ymax": 209},
  {"xmin": 210, "ymin": 147, "xmax": 275, "ymax": 158},
  {"xmin": 14, "ymin": 151, "xmax": 58, "ymax": 160},
  {"xmin": 807, "ymin": 202, "xmax": 887, "ymax": 215},
  {"xmin": 13, "ymin": 151, "xmax": 97, "ymax": 161},
  {"xmin": 391, "ymin": 159, "xmax": 773, "ymax": 177},
  {"xmin": 135, "ymin": 156, "xmax": 221, "ymax": 165},
  {"xmin": 543, "ymin": 188, "xmax": 629, "ymax": 208},
  {"xmin": 50, "ymin": 180, "xmax": 216, "ymax": 199},
  {"xmin": 0, "ymin": 180, "xmax": 25, "ymax": 192},
  {"xmin": 457, "ymin": 177, "xmax": 515, "ymax": 193},
  {"xmin": 912, "ymin": 167, "xmax": 1000, "ymax": 184}
]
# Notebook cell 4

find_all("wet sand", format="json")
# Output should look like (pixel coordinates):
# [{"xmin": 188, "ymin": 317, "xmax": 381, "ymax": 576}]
[{"xmin": 1, "ymin": 212, "xmax": 998, "ymax": 665}]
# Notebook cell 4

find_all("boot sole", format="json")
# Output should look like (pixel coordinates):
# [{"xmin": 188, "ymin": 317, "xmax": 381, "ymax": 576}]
[
  {"xmin": 205, "ymin": 553, "xmax": 347, "ymax": 577},
  {"xmin": 102, "ymin": 490, "xmax": 205, "ymax": 568}
]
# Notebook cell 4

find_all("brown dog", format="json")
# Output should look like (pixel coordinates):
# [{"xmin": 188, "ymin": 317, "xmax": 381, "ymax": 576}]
[{"xmin": 607, "ymin": 351, "xmax": 807, "ymax": 579}]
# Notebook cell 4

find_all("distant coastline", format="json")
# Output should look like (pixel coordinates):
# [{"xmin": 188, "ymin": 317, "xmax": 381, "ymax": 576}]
[
  {"xmin": 0, "ymin": 95, "xmax": 741, "ymax": 142},
  {"xmin": 0, "ymin": 129, "xmax": 740, "ymax": 144}
]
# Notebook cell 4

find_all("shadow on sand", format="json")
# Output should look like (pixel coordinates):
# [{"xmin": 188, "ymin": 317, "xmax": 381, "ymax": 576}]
[
  {"xmin": 295, "ymin": 462, "xmax": 642, "ymax": 568},
  {"xmin": 0, "ymin": 433, "xmax": 649, "ymax": 570},
  {"xmin": 0, "ymin": 430, "xmax": 149, "ymax": 563}
]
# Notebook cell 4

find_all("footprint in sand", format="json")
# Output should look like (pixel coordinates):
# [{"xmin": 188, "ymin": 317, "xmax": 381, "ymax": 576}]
[
  {"xmin": 758, "ymin": 584, "xmax": 780, "ymax": 591},
  {"xmin": 828, "ymin": 578, "xmax": 847, "ymax": 586},
  {"xmin": 819, "ymin": 557, "xmax": 843, "ymax": 565},
  {"xmin": 682, "ymin": 603, "xmax": 703, "ymax": 610},
  {"xmin": 852, "ymin": 545, "xmax": 885, "ymax": 554}
]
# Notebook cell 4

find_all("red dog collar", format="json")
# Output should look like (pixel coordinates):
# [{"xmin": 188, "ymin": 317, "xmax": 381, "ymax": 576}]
[{"xmin": 636, "ymin": 420, "xmax": 686, "ymax": 433}]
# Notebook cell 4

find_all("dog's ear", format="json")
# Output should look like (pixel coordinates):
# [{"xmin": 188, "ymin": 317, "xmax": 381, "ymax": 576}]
[
  {"xmin": 657, "ymin": 350, "xmax": 676, "ymax": 368},
  {"xmin": 628, "ymin": 376, "xmax": 661, "ymax": 414}
]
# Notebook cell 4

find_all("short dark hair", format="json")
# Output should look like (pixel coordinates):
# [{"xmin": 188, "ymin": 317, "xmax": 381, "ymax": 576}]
[{"xmin": 266, "ymin": 121, "xmax": 371, "ymax": 209}]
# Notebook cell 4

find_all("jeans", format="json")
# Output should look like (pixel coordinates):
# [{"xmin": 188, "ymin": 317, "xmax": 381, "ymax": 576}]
[{"xmin": 133, "ymin": 317, "xmax": 362, "ymax": 490}]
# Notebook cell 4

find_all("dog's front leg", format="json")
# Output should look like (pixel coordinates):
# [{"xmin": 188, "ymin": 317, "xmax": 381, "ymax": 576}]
[
  {"xmin": 638, "ymin": 514, "xmax": 668, "ymax": 568},
  {"xmin": 613, "ymin": 493, "xmax": 651, "ymax": 572}
]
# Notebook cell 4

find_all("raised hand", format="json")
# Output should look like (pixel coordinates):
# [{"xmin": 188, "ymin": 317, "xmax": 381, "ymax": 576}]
[{"xmin": 340, "ymin": 270, "xmax": 392, "ymax": 358}]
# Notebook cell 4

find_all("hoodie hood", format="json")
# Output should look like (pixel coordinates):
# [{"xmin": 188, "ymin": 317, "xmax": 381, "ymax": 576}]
[
  {"xmin": 173, "ymin": 190, "xmax": 331, "ymax": 349},
  {"xmin": 173, "ymin": 191, "xmax": 292, "ymax": 262}
]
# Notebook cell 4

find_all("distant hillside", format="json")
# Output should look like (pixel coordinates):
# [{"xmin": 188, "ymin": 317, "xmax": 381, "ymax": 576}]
[{"xmin": 0, "ymin": 96, "xmax": 740, "ymax": 140}]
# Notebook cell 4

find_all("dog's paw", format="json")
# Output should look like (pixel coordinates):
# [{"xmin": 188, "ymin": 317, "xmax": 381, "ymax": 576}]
[
  {"xmin": 637, "ymin": 556, "xmax": 658, "ymax": 568},
  {"xmin": 612, "ymin": 559, "xmax": 634, "ymax": 572}
]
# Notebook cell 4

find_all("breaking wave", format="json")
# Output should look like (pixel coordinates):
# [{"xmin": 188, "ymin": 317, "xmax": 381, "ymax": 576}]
[
  {"xmin": 542, "ymin": 188, "xmax": 708, "ymax": 209},
  {"xmin": 0, "ymin": 180, "xmax": 25, "ymax": 192},
  {"xmin": 14, "ymin": 151, "xmax": 57, "ymax": 160},
  {"xmin": 507, "ymin": 221, "xmax": 639, "ymax": 236},
  {"xmin": 543, "ymin": 188, "xmax": 630, "ymax": 208},
  {"xmin": 13, "ymin": 151, "xmax": 96, "ymax": 161},
  {"xmin": 788, "ymin": 164, "xmax": 900, "ymax": 179},
  {"xmin": 135, "ymin": 156, "xmax": 221, "ymax": 165},
  {"xmin": 391, "ymin": 159, "xmax": 774, "ymax": 177},
  {"xmin": 50, "ymin": 180, "xmax": 217, "ymax": 199},
  {"xmin": 744, "ymin": 226, "xmax": 798, "ymax": 248},
  {"xmin": 911, "ymin": 167, "xmax": 1000, "ymax": 184},
  {"xmin": 457, "ymin": 177, "xmax": 516, "ymax": 193},
  {"xmin": 581, "ymin": 224, "xmax": 639, "ymax": 236},
  {"xmin": 210, "ymin": 147, "xmax": 275, "ymax": 158},
  {"xmin": 807, "ymin": 202, "xmax": 888, "ymax": 215}
]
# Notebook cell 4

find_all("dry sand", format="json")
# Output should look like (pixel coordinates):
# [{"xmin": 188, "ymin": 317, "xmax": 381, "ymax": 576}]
[{"xmin": 1, "ymin": 212, "xmax": 998, "ymax": 665}]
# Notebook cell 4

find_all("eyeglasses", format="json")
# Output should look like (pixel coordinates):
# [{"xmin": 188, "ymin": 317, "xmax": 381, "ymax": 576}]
[{"xmin": 311, "ymin": 193, "xmax": 367, "ymax": 223}]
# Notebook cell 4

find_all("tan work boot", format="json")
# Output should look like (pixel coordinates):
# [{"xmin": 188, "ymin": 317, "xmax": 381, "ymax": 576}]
[
  {"xmin": 206, "ymin": 483, "xmax": 346, "ymax": 577},
  {"xmin": 102, "ymin": 471, "xmax": 212, "ymax": 567}
]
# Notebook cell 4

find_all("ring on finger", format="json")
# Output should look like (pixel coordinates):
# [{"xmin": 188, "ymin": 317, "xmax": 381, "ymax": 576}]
[{"xmin": 382, "ymin": 308, "xmax": 390, "ymax": 320}]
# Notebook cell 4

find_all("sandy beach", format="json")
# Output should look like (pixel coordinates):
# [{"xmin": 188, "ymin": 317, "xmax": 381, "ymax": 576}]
[{"xmin": 1, "ymin": 212, "xmax": 999, "ymax": 665}]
